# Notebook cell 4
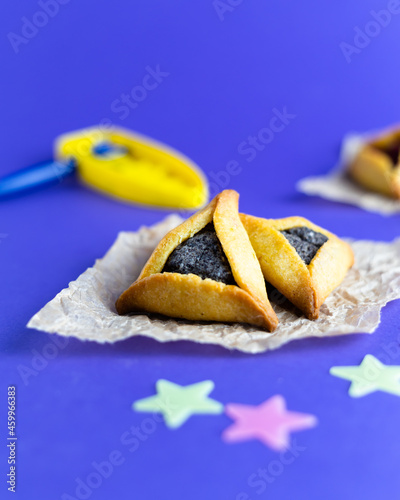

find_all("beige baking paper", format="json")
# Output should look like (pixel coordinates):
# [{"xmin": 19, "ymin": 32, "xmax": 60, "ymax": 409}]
[
  {"xmin": 28, "ymin": 215, "xmax": 400, "ymax": 354},
  {"xmin": 297, "ymin": 130, "xmax": 400, "ymax": 215}
]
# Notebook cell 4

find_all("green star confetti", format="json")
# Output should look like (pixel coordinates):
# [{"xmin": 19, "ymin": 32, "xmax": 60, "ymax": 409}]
[
  {"xmin": 133, "ymin": 379, "xmax": 224, "ymax": 428},
  {"xmin": 330, "ymin": 354, "xmax": 400, "ymax": 398}
]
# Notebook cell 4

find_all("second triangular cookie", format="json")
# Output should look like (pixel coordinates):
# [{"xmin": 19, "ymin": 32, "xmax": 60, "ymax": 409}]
[{"xmin": 240, "ymin": 214, "xmax": 354, "ymax": 319}]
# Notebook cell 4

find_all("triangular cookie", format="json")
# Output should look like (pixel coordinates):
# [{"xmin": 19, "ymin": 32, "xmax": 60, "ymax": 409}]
[
  {"xmin": 348, "ymin": 128, "xmax": 400, "ymax": 198},
  {"xmin": 240, "ymin": 214, "xmax": 354, "ymax": 319},
  {"xmin": 116, "ymin": 190, "xmax": 278, "ymax": 331}
]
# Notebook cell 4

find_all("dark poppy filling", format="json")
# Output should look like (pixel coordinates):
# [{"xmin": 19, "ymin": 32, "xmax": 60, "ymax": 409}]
[
  {"xmin": 281, "ymin": 226, "xmax": 328, "ymax": 265},
  {"xmin": 162, "ymin": 223, "xmax": 236, "ymax": 285},
  {"xmin": 372, "ymin": 138, "xmax": 400, "ymax": 167}
]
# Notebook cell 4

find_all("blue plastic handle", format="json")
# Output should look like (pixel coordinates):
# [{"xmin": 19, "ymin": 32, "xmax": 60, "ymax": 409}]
[{"xmin": 0, "ymin": 158, "xmax": 76, "ymax": 199}]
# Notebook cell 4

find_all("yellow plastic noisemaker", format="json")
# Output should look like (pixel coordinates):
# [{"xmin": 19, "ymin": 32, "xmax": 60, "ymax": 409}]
[{"xmin": 55, "ymin": 126, "xmax": 209, "ymax": 209}]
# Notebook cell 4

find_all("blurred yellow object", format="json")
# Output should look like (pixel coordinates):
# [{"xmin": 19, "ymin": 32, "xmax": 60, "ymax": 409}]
[{"xmin": 55, "ymin": 126, "xmax": 208, "ymax": 210}]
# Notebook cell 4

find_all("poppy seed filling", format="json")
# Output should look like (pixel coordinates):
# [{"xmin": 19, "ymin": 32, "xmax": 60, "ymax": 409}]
[
  {"xmin": 281, "ymin": 226, "xmax": 328, "ymax": 265},
  {"xmin": 373, "ymin": 138, "xmax": 400, "ymax": 167},
  {"xmin": 162, "ymin": 223, "xmax": 236, "ymax": 285}
]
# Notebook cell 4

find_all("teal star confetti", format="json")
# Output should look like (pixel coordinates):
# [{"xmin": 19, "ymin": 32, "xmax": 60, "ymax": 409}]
[
  {"xmin": 133, "ymin": 379, "xmax": 224, "ymax": 428},
  {"xmin": 330, "ymin": 354, "xmax": 400, "ymax": 398}
]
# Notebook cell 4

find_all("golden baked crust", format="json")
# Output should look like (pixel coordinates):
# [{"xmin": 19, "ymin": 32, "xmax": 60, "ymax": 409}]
[
  {"xmin": 240, "ymin": 214, "xmax": 354, "ymax": 319},
  {"xmin": 116, "ymin": 190, "xmax": 278, "ymax": 331},
  {"xmin": 348, "ymin": 129, "xmax": 400, "ymax": 198},
  {"xmin": 116, "ymin": 273, "xmax": 276, "ymax": 329}
]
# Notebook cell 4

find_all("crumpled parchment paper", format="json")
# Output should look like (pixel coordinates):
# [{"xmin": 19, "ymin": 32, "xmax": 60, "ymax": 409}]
[
  {"xmin": 27, "ymin": 215, "xmax": 400, "ymax": 353},
  {"xmin": 297, "ymin": 130, "xmax": 400, "ymax": 215}
]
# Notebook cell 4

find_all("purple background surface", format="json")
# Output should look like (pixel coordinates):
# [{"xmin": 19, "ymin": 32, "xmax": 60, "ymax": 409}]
[{"xmin": 1, "ymin": 1, "xmax": 400, "ymax": 499}]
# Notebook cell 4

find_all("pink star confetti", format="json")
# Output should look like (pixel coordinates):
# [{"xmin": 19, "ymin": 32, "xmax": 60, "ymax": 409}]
[{"xmin": 222, "ymin": 395, "xmax": 317, "ymax": 451}]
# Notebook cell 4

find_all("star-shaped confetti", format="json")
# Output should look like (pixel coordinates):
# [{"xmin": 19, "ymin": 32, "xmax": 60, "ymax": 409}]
[
  {"xmin": 133, "ymin": 379, "xmax": 224, "ymax": 428},
  {"xmin": 330, "ymin": 354, "xmax": 400, "ymax": 397},
  {"xmin": 222, "ymin": 395, "xmax": 317, "ymax": 451}
]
